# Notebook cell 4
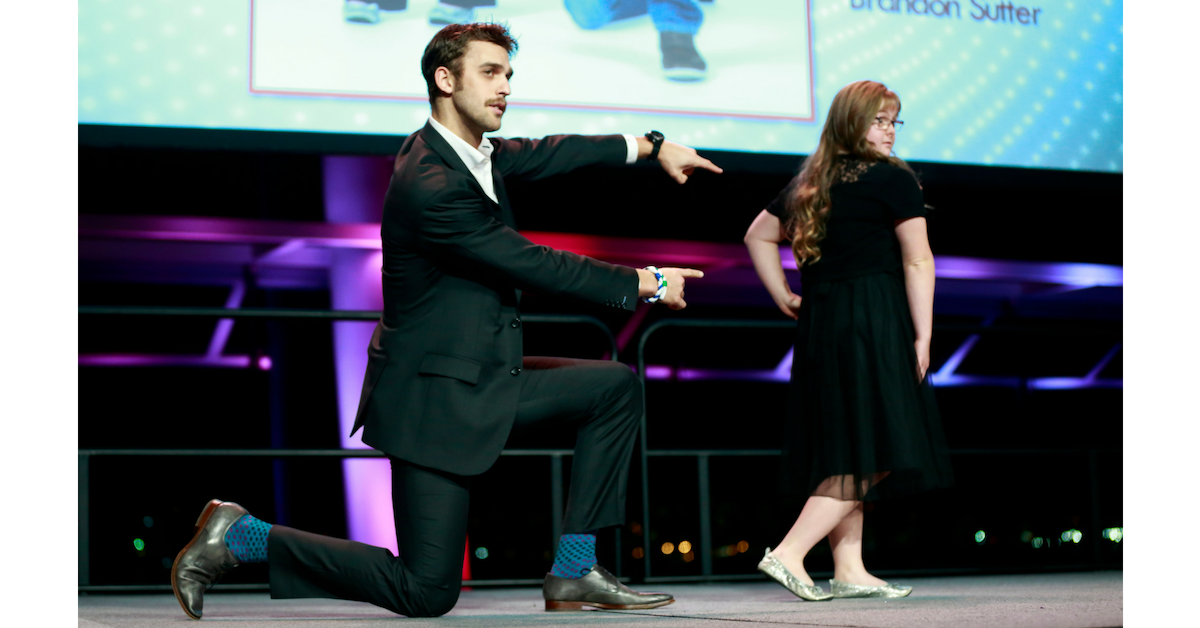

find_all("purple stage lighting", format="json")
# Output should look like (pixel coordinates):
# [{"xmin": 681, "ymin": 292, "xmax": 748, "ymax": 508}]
[
  {"xmin": 933, "ymin": 256, "xmax": 1123, "ymax": 287},
  {"xmin": 78, "ymin": 210, "xmax": 1123, "ymax": 549},
  {"xmin": 778, "ymin": 247, "xmax": 1124, "ymax": 287},
  {"xmin": 324, "ymin": 156, "xmax": 396, "ymax": 555},
  {"xmin": 77, "ymin": 354, "xmax": 253, "ymax": 368}
]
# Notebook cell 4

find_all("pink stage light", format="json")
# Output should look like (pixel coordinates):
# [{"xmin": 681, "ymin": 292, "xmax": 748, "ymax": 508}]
[
  {"xmin": 78, "ymin": 354, "xmax": 252, "ymax": 368},
  {"xmin": 324, "ymin": 156, "xmax": 396, "ymax": 555},
  {"xmin": 643, "ymin": 365, "xmax": 674, "ymax": 379}
]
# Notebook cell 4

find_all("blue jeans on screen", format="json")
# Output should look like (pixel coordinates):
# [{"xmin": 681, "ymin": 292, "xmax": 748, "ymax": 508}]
[{"xmin": 564, "ymin": 0, "xmax": 703, "ymax": 35}]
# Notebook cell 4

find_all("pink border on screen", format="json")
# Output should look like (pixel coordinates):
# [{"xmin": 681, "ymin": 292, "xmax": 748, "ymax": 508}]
[{"xmin": 247, "ymin": 0, "xmax": 817, "ymax": 123}]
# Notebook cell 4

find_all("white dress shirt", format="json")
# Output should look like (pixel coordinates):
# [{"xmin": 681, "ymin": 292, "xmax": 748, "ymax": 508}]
[{"xmin": 427, "ymin": 116, "xmax": 639, "ymax": 206}]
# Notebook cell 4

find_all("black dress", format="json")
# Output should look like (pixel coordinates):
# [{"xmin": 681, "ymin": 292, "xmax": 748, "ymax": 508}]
[{"xmin": 765, "ymin": 155, "xmax": 954, "ymax": 502}]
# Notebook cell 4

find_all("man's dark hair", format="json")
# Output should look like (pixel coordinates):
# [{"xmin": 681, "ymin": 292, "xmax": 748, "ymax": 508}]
[{"xmin": 421, "ymin": 23, "xmax": 517, "ymax": 103}]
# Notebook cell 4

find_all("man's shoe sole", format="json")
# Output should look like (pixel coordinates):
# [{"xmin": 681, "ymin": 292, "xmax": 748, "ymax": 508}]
[
  {"xmin": 545, "ymin": 598, "xmax": 675, "ymax": 611},
  {"xmin": 171, "ymin": 499, "xmax": 222, "ymax": 620}
]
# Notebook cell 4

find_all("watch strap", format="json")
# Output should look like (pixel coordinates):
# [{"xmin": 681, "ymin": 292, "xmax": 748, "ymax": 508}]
[{"xmin": 645, "ymin": 130, "xmax": 664, "ymax": 161}]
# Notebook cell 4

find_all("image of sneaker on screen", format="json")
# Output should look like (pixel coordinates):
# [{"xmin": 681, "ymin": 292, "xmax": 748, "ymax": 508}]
[
  {"xmin": 344, "ymin": 0, "xmax": 706, "ymax": 83},
  {"xmin": 251, "ymin": 0, "xmax": 814, "ymax": 123},
  {"xmin": 565, "ymin": 0, "xmax": 707, "ymax": 82},
  {"xmin": 343, "ymin": 0, "xmax": 497, "ymax": 26}
]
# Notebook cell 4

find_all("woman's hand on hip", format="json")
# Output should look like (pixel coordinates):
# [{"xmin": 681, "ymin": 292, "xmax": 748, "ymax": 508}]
[{"xmin": 775, "ymin": 292, "xmax": 802, "ymax": 320}]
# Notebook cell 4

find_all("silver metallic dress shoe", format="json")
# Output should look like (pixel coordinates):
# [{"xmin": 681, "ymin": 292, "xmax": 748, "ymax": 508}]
[
  {"xmin": 757, "ymin": 548, "xmax": 833, "ymax": 601},
  {"xmin": 543, "ymin": 564, "xmax": 674, "ymax": 611},
  {"xmin": 171, "ymin": 500, "xmax": 248, "ymax": 619},
  {"xmin": 830, "ymin": 578, "xmax": 913, "ymax": 598}
]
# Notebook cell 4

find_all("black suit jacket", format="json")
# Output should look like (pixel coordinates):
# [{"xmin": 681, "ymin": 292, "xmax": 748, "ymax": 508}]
[{"xmin": 350, "ymin": 123, "xmax": 639, "ymax": 475}]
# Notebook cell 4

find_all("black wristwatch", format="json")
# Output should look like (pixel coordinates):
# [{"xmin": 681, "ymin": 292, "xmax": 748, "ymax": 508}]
[{"xmin": 645, "ymin": 130, "xmax": 664, "ymax": 161}]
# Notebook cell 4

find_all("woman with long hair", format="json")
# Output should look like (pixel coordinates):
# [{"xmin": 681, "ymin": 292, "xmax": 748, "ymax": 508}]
[{"xmin": 744, "ymin": 80, "xmax": 954, "ymax": 600}]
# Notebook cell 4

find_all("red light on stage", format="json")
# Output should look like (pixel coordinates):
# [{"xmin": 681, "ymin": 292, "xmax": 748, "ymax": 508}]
[{"xmin": 462, "ymin": 535, "xmax": 472, "ymax": 586}]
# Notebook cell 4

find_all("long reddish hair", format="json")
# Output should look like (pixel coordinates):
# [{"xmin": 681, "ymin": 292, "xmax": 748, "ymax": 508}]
[{"xmin": 784, "ymin": 80, "xmax": 915, "ymax": 265}]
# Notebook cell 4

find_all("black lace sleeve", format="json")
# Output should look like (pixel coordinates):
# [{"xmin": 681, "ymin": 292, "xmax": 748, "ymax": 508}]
[{"xmin": 835, "ymin": 158, "xmax": 872, "ymax": 185}]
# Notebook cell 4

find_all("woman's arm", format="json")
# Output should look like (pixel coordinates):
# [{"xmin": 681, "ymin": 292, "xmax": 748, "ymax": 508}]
[
  {"xmin": 744, "ymin": 210, "xmax": 802, "ymax": 320},
  {"xmin": 895, "ymin": 216, "xmax": 935, "ymax": 380}
]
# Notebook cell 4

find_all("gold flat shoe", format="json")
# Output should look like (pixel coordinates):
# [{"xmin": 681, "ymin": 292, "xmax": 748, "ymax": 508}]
[
  {"xmin": 756, "ymin": 548, "xmax": 833, "ymax": 601},
  {"xmin": 829, "ymin": 578, "xmax": 913, "ymax": 598}
]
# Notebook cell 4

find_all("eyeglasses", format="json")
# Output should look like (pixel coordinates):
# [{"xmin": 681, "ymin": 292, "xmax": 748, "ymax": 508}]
[{"xmin": 873, "ymin": 117, "xmax": 904, "ymax": 131}]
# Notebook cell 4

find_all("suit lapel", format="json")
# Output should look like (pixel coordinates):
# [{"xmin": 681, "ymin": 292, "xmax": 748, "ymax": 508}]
[
  {"xmin": 419, "ymin": 123, "xmax": 503, "ymax": 214},
  {"xmin": 490, "ymin": 164, "xmax": 517, "ymax": 230},
  {"xmin": 419, "ymin": 122, "xmax": 471, "ymax": 178},
  {"xmin": 418, "ymin": 123, "xmax": 519, "ymax": 304}
]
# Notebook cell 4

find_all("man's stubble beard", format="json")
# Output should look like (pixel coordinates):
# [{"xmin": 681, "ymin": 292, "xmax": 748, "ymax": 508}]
[{"xmin": 452, "ymin": 90, "xmax": 502, "ymax": 135}]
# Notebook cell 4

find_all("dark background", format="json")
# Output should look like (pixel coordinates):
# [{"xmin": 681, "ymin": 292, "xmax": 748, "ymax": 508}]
[{"xmin": 78, "ymin": 127, "xmax": 1122, "ymax": 587}]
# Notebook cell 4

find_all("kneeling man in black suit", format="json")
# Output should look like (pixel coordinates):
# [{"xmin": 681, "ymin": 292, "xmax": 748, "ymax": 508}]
[{"xmin": 171, "ymin": 22, "xmax": 720, "ymax": 619}]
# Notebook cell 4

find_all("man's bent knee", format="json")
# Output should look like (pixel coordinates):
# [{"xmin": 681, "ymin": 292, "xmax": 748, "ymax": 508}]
[
  {"xmin": 603, "ymin": 364, "xmax": 643, "ymax": 427},
  {"xmin": 616, "ymin": 364, "xmax": 642, "ymax": 406},
  {"xmin": 596, "ymin": 362, "xmax": 641, "ymax": 397},
  {"xmin": 401, "ymin": 580, "xmax": 461, "ymax": 617},
  {"xmin": 420, "ymin": 594, "xmax": 459, "ymax": 618}
]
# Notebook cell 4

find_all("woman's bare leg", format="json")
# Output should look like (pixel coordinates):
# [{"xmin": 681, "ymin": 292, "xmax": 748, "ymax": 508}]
[
  {"xmin": 770, "ymin": 492, "xmax": 857, "ymax": 584},
  {"xmin": 771, "ymin": 473, "xmax": 889, "ymax": 585},
  {"xmin": 828, "ymin": 502, "xmax": 887, "ymax": 586}
]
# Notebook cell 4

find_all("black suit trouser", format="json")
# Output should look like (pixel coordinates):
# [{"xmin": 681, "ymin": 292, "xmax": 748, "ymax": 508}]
[{"xmin": 267, "ymin": 357, "xmax": 642, "ymax": 617}]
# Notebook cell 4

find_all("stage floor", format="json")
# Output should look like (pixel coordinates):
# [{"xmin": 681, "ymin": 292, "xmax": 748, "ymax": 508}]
[{"xmin": 79, "ymin": 571, "xmax": 1122, "ymax": 628}]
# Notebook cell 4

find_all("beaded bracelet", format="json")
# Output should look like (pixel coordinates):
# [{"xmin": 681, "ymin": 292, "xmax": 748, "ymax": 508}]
[{"xmin": 643, "ymin": 266, "xmax": 668, "ymax": 304}]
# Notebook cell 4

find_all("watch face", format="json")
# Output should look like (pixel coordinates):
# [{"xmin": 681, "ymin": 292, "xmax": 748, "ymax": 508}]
[{"xmin": 647, "ymin": 131, "xmax": 664, "ymax": 142}]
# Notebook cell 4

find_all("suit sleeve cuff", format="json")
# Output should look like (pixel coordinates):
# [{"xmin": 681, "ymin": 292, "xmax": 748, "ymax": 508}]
[{"xmin": 622, "ymin": 134, "xmax": 638, "ymax": 164}]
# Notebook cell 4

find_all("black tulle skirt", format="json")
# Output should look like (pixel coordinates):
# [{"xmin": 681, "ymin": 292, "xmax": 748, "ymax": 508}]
[{"xmin": 780, "ymin": 270, "xmax": 954, "ymax": 502}]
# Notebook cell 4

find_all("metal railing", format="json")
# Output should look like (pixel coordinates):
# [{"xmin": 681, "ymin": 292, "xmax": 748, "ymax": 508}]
[
  {"xmin": 78, "ymin": 309, "xmax": 1121, "ymax": 590},
  {"xmin": 633, "ymin": 318, "xmax": 1121, "ymax": 580},
  {"xmin": 77, "ymin": 306, "xmax": 620, "ymax": 360},
  {"xmin": 77, "ymin": 307, "xmax": 619, "ymax": 591},
  {"xmin": 77, "ymin": 448, "xmax": 586, "ymax": 590}
]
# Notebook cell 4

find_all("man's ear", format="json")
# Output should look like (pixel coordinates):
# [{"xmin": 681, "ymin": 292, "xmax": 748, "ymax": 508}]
[{"xmin": 434, "ymin": 66, "xmax": 455, "ymax": 97}]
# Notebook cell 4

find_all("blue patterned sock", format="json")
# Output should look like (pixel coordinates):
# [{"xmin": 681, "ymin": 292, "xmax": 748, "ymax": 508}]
[
  {"xmin": 550, "ymin": 532, "xmax": 597, "ymax": 579},
  {"xmin": 224, "ymin": 514, "xmax": 272, "ymax": 563}
]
